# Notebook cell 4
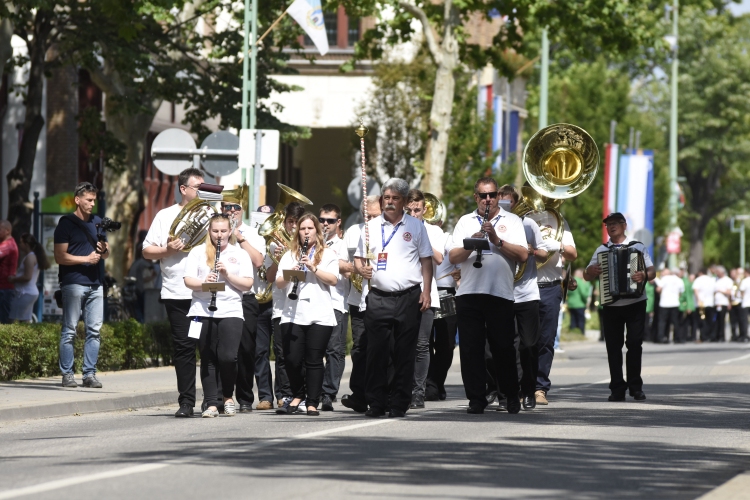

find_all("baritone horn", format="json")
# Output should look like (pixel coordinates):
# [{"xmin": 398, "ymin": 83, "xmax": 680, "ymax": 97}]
[
  {"xmin": 258, "ymin": 183, "xmax": 313, "ymax": 265},
  {"xmin": 423, "ymin": 192, "xmax": 446, "ymax": 226}
]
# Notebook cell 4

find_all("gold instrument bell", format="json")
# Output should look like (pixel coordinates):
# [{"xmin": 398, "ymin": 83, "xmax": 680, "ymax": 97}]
[{"xmin": 423, "ymin": 192, "xmax": 446, "ymax": 226}]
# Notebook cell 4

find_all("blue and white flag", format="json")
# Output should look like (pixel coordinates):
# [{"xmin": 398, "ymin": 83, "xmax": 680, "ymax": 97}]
[
  {"xmin": 287, "ymin": 0, "xmax": 329, "ymax": 55},
  {"xmin": 616, "ymin": 150, "xmax": 655, "ymax": 257}
]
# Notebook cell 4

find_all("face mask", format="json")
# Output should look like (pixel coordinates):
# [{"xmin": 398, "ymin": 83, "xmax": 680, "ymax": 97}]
[{"xmin": 498, "ymin": 200, "xmax": 512, "ymax": 211}]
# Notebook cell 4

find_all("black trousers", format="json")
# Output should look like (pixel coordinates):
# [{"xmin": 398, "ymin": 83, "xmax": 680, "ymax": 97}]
[
  {"xmin": 163, "ymin": 299, "xmax": 196, "ymax": 407},
  {"xmin": 425, "ymin": 288, "xmax": 457, "ymax": 399},
  {"xmin": 516, "ymin": 300, "xmax": 540, "ymax": 398},
  {"xmin": 536, "ymin": 285, "xmax": 562, "ymax": 393},
  {"xmin": 681, "ymin": 311, "xmax": 697, "ymax": 341},
  {"xmin": 254, "ymin": 301, "xmax": 274, "ymax": 402},
  {"xmin": 365, "ymin": 287, "xmax": 422, "ymax": 413},
  {"xmin": 347, "ymin": 305, "xmax": 367, "ymax": 403},
  {"xmin": 729, "ymin": 306, "xmax": 741, "ymax": 340},
  {"xmin": 199, "ymin": 317, "xmax": 244, "ymax": 406},
  {"xmin": 601, "ymin": 300, "xmax": 646, "ymax": 395},
  {"xmin": 235, "ymin": 295, "xmax": 259, "ymax": 406},
  {"xmin": 457, "ymin": 294, "xmax": 518, "ymax": 409},
  {"xmin": 715, "ymin": 307, "xmax": 728, "ymax": 342},
  {"xmin": 657, "ymin": 306, "xmax": 682, "ymax": 343},
  {"xmin": 282, "ymin": 322, "xmax": 333, "ymax": 408},
  {"xmin": 568, "ymin": 308, "xmax": 586, "ymax": 333},
  {"xmin": 698, "ymin": 307, "xmax": 716, "ymax": 342},
  {"xmin": 740, "ymin": 308, "xmax": 750, "ymax": 341},
  {"xmin": 322, "ymin": 310, "xmax": 348, "ymax": 398},
  {"xmin": 272, "ymin": 316, "xmax": 292, "ymax": 399}
]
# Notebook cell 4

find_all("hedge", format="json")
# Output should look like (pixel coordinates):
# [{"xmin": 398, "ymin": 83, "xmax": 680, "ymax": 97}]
[{"xmin": 0, "ymin": 320, "xmax": 174, "ymax": 381}]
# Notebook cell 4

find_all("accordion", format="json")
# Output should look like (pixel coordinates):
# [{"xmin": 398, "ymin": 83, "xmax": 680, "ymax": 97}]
[{"xmin": 597, "ymin": 245, "xmax": 647, "ymax": 306}]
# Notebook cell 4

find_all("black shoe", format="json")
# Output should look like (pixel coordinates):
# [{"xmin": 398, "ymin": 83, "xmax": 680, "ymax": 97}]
[
  {"xmin": 506, "ymin": 397, "xmax": 521, "ymax": 414},
  {"xmin": 424, "ymin": 390, "xmax": 440, "ymax": 402},
  {"xmin": 175, "ymin": 404, "xmax": 194, "ymax": 418},
  {"xmin": 608, "ymin": 393, "xmax": 626, "ymax": 402},
  {"xmin": 341, "ymin": 394, "xmax": 368, "ymax": 413},
  {"xmin": 409, "ymin": 394, "xmax": 425, "ymax": 409},
  {"xmin": 522, "ymin": 395, "xmax": 536, "ymax": 410},
  {"xmin": 238, "ymin": 404, "xmax": 253, "ymax": 413},
  {"xmin": 631, "ymin": 391, "xmax": 647, "ymax": 401},
  {"xmin": 307, "ymin": 408, "xmax": 320, "ymax": 416},
  {"xmin": 388, "ymin": 409, "xmax": 406, "ymax": 418},
  {"xmin": 365, "ymin": 408, "xmax": 386, "ymax": 418},
  {"xmin": 485, "ymin": 391, "xmax": 498, "ymax": 405},
  {"xmin": 276, "ymin": 403, "xmax": 300, "ymax": 415},
  {"xmin": 467, "ymin": 404, "xmax": 484, "ymax": 414},
  {"xmin": 321, "ymin": 394, "xmax": 334, "ymax": 411},
  {"xmin": 439, "ymin": 391, "xmax": 447, "ymax": 401}
]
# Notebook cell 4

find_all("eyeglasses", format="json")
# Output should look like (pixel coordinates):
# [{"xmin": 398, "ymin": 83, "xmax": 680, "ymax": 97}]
[
  {"xmin": 182, "ymin": 184, "xmax": 201, "ymax": 191},
  {"xmin": 75, "ymin": 182, "xmax": 96, "ymax": 196},
  {"xmin": 222, "ymin": 204, "xmax": 242, "ymax": 212},
  {"xmin": 475, "ymin": 191, "xmax": 498, "ymax": 199},
  {"xmin": 318, "ymin": 217, "xmax": 338, "ymax": 225}
]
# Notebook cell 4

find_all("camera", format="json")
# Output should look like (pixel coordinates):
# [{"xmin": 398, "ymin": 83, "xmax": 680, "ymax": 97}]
[{"xmin": 97, "ymin": 217, "xmax": 122, "ymax": 232}]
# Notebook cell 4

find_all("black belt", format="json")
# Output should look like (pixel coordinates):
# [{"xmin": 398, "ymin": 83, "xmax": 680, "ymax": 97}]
[
  {"xmin": 538, "ymin": 280, "xmax": 562, "ymax": 289},
  {"xmin": 438, "ymin": 287, "xmax": 456, "ymax": 294},
  {"xmin": 370, "ymin": 284, "xmax": 420, "ymax": 298}
]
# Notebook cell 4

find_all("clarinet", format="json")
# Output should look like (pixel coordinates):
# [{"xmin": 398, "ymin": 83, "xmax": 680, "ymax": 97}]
[
  {"xmin": 473, "ymin": 204, "xmax": 491, "ymax": 269},
  {"xmin": 288, "ymin": 236, "xmax": 309, "ymax": 300},
  {"xmin": 208, "ymin": 237, "xmax": 222, "ymax": 311}
]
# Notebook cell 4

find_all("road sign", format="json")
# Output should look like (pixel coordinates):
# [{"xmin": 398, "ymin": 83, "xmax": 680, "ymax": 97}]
[
  {"xmin": 151, "ymin": 129, "xmax": 196, "ymax": 175},
  {"xmin": 239, "ymin": 129, "xmax": 280, "ymax": 170},
  {"xmin": 200, "ymin": 131, "xmax": 240, "ymax": 176},
  {"xmin": 347, "ymin": 176, "xmax": 381, "ymax": 209}
]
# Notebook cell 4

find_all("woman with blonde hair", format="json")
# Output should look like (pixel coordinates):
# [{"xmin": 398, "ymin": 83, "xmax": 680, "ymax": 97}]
[
  {"xmin": 184, "ymin": 214, "xmax": 253, "ymax": 417},
  {"xmin": 275, "ymin": 212, "xmax": 339, "ymax": 416},
  {"xmin": 9, "ymin": 234, "xmax": 50, "ymax": 322}
]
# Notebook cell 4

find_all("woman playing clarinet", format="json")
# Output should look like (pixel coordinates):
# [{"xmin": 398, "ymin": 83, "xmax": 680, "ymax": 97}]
[
  {"xmin": 184, "ymin": 214, "xmax": 253, "ymax": 418},
  {"xmin": 275, "ymin": 212, "xmax": 339, "ymax": 416}
]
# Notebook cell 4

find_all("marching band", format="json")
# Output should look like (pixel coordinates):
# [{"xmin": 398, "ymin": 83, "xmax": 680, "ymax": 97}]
[{"xmin": 143, "ymin": 123, "xmax": 656, "ymax": 418}]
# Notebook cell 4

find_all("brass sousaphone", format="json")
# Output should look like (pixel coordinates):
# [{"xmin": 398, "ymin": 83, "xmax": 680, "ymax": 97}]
[{"xmin": 513, "ymin": 123, "xmax": 599, "ymax": 281}]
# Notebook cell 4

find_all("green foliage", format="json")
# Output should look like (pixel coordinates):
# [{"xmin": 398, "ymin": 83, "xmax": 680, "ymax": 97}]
[
  {"xmin": 0, "ymin": 320, "xmax": 174, "ymax": 381},
  {"xmin": 78, "ymin": 107, "xmax": 127, "ymax": 173}
]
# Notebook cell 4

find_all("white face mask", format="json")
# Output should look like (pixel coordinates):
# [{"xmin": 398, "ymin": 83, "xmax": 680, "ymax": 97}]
[{"xmin": 498, "ymin": 199, "xmax": 512, "ymax": 212}]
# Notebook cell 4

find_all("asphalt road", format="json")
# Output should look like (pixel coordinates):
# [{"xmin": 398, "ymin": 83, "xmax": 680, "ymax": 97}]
[{"xmin": 2, "ymin": 341, "xmax": 749, "ymax": 500}]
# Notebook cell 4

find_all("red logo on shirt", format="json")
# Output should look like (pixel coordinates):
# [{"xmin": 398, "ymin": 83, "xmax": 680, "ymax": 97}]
[
  {"xmin": 498, "ymin": 225, "xmax": 507, "ymax": 233},
  {"xmin": 228, "ymin": 257, "xmax": 238, "ymax": 264},
  {"xmin": 403, "ymin": 232, "xmax": 412, "ymax": 242}
]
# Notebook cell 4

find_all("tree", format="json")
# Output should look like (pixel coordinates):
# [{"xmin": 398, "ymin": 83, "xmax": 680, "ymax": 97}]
[
  {"xmin": 335, "ymin": 0, "xmax": 658, "ymax": 197},
  {"xmin": 0, "ymin": 3, "xmax": 12, "ymax": 80}
]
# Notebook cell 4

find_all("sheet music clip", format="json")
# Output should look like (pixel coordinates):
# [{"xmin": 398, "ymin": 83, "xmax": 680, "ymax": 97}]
[
  {"xmin": 201, "ymin": 282, "xmax": 226, "ymax": 293},
  {"xmin": 463, "ymin": 238, "xmax": 490, "ymax": 251},
  {"xmin": 283, "ymin": 270, "xmax": 306, "ymax": 281}
]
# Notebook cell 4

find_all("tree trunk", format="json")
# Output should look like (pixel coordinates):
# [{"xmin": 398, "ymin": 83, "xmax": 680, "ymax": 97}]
[
  {"xmin": 6, "ymin": 10, "xmax": 51, "ymax": 241},
  {"xmin": 688, "ymin": 218, "xmax": 708, "ymax": 274},
  {"xmin": 0, "ymin": 13, "xmax": 12, "ymax": 82},
  {"xmin": 423, "ymin": 60, "xmax": 457, "ymax": 196}
]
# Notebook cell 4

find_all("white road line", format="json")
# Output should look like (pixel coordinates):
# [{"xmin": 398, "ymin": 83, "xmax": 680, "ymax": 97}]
[
  {"xmin": 717, "ymin": 352, "xmax": 750, "ymax": 365},
  {"xmin": 556, "ymin": 378, "xmax": 610, "ymax": 391}
]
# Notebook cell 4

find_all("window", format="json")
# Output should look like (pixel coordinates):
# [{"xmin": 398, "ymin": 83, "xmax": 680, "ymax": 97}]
[
  {"xmin": 348, "ymin": 17, "xmax": 360, "ymax": 46},
  {"xmin": 304, "ymin": 12, "xmax": 338, "ymax": 48}
]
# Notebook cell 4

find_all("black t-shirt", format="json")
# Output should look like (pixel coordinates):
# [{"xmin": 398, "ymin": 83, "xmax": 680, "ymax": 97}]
[{"xmin": 54, "ymin": 214, "xmax": 107, "ymax": 286}]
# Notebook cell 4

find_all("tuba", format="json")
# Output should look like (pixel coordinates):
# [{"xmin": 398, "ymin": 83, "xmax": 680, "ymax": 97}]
[
  {"xmin": 514, "ymin": 123, "xmax": 599, "ymax": 281},
  {"xmin": 423, "ymin": 192, "xmax": 446, "ymax": 226},
  {"xmin": 258, "ymin": 183, "xmax": 313, "ymax": 265}
]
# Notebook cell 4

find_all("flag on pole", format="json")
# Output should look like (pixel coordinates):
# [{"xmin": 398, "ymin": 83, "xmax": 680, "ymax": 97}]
[
  {"xmin": 602, "ymin": 143, "xmax": 619, "ymax": 243},
  {"xmin": 616, "ymin": 150, "xmax": 655, "ymax": 257},
  {"xmin": 287, "ymin": 0, "xmax": 329, "ymax": 56}
]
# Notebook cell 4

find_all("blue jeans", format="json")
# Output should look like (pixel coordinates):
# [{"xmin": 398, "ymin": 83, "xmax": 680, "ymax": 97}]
[
  {"xmin": 0, "ymin": 289, "xmax": 13, "ymax": 324},
  {"xmin": 60, "ymin": 284, "xmax": 104, "ymax": 377}
]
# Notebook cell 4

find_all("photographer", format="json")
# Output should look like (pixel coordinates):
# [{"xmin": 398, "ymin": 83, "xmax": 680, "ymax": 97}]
[{"xmin": 53, "ymin": 182, "xmax": 110, "ymax": 389}]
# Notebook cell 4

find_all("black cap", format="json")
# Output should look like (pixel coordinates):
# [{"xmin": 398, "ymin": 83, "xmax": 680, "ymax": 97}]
[{"xmin": 603, "ymin": 212, "xmax": 626, "ymax": 224}]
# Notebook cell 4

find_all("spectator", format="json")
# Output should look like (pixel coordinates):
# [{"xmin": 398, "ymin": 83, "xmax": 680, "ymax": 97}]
[
  {"xmin": 679, "ymin": 270, "xmax": 696, "ymax": 341},
  {"xmin": 0, "ymin": 220, "xmax": 19, "ymax": 324},
  {"xmin": 566, "ymin": 268, "xmax": 590, "ymax": 334},
  {"xmin": 655, "ymin": 268, "xmax": 684, "ymax": 343},
  {"xmin": 8, "ymin": 234, "xmax": 50, "ymax": 322}
]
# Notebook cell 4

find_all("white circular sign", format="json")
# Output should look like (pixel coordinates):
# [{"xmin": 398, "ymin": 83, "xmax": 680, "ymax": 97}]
[{"xmin": 151, "ymin": 129, "xmax": 196, "ymax": 175}]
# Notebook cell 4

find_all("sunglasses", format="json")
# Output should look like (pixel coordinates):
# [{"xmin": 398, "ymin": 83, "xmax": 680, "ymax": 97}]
[
  {"xmin": 475, "ymin": 191, "xmax": 498, "ymax": 199},
  {"xmin": 222, "ymin": 204, "xmax": 242, "ymax": 212},
  {"xmin": 75, "ymin": 182, "xmax": 96, "ymax": 196},
  {"xmin": 210, "ymin": 213, "xmax": 230, "ymax": 219},
  {"xmin": 318, "ymin": 217, "xmax": 338, "ymax": 225}
]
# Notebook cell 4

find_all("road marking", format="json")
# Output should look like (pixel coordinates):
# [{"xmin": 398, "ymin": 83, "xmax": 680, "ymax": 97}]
[
  {"xmin": 0, "ymin": 463, "xmax": 169, "ymax": 499},
  {"xmin": 557, "ymin": 378, "xmax": 610, "ymax": 391},
  {"xmin": 716, "ymin": 352, "xmax": 750, "ymax": 365}
]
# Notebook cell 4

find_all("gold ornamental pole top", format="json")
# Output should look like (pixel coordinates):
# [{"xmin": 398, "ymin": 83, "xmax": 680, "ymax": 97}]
[{"xmin": 355, "ymin": 119, "xmax": 369, "ymax": 138}]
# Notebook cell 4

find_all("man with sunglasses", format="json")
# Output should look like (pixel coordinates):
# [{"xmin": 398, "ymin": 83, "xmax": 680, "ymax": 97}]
[
  {"xmin": 143, "ymin": 168, "xmax": 204, "ymax": 417},
  {"xmin": 221, "ymin": 200, "xmax": 270, "ymax": 412},
  {"xmin": 54, "ymin": 182, "xmax": 109, "ymax": 388},
  {"xmin": 448, "ymin": 177, "xmax": 528, "ymax": 414},
  {"xmin": 318, "ymin": 204, "xmax": 351, "ymax": 411}
]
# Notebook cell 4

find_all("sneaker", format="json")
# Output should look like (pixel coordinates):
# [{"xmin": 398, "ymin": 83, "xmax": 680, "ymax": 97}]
[
  {"xmin": 554, "ymin": 347, "xmax": 565, "ymax": 354},
  {"xmin": 202, "ymin": 407, "xmax": 219, "ymax": 418},
  {"xmin": 279, "ymin": 396, "xmax": 292, "ymax": 408},
  {"xmin": 277, "ymin": 399, "xmax": 285, "ymax": 408},
  {"xmin": 321, "ymin": 395, "xmax": 334, "ymax": 411},
  {"xmin": 224, "ymin": 400, "xmax": 236, "ymax": 416},
  {"xmin": 299, "ymin": 399, "xmax": 306, "ymax": 409},
  {"xmin": 82, "ymin": 375, "xmax": 103, "ymax": 388},
  {"xmin": 256, "ymin": 401, "xmax": 273, "ymax": 410},
  {"xmin": 62, "ymin": 374, "xmax": 77, "ymax": 388},
  {"xmin": 535, "ymin": 390, "xmax": 548, "ymax": 405}
]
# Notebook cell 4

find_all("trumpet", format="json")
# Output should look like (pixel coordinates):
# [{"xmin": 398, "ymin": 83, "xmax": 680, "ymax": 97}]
[
  {"xmin": 288, "ymin": 237, "xmax": 309, "ymax": 301},
  {"xmin": 208, "ymin": 237, "xmax": 222, "ymax": 312}
]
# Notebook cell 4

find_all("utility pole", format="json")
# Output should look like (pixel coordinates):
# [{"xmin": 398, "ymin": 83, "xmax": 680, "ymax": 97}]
[
  {"xmin": 539, "ymin": 28, "xmax": 549, "ymax": 129},
  {"xmin": 241, "ymin": 0, "xmax": 259, "ymax": 216},
  {"xmin": 668, "ymin": 0, "xmax": 679, "ymax": 270},
  {"xmin": 730, "ymin": 216, "xmax": 750, "ymax": 270}
]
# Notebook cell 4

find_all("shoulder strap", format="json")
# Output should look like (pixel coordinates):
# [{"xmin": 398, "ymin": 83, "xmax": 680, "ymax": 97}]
[
  {"xmin": 64, "ymin": 214, "xmax": 99, "ymax": 250},
  {"xmin": 626, "ymin": 240, "xmax": 643, "ymax": 247}
]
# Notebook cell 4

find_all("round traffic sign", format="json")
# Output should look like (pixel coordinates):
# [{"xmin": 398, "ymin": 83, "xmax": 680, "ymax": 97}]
[
  {"xmin": 151, "ymin": 128, "xmax": 196, "ymax": 175},
  {"xmin": 200, "ymin": 131, "xmax": 239, "ymax": 176},
  {"xmin": 347, "ymin": 176, "xmax": 381, "ymax": 209}
]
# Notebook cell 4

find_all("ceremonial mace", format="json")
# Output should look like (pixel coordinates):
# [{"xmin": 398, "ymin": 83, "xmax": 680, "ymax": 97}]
[{"xmin": 356, "ymin": 119, "xmax": 375, "ymax": 289}]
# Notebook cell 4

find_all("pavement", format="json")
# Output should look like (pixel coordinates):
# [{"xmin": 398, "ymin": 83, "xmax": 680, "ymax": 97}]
[{"xmin": 2, "ymin": 339, "xmax": 750, "ymax": 499}]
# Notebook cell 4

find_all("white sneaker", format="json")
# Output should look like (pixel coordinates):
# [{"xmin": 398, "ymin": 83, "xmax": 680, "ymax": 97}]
[
  {"xmin": 224, "ymin": 400, "xmax": 236, "ymax": 416},
  {"xmin": 202, "ymin": 408, "xmax": 219, "ymax": 418},
  {"xmin": 554, "ymin": 348, "xmax": 565, "ymax": 353}
]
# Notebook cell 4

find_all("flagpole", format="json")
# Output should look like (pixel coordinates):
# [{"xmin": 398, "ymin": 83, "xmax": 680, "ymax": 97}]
[{"xmin": 256, "ymin": 11, "xmax": 287, "ymax": 46}]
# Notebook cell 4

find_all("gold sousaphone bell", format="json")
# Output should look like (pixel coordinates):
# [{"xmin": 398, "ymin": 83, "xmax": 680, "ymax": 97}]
[
  {"xmin": 423, "ymin": 192, "xmax": 447, "ymax": 226},
  {"xmin": 514, "ymin": 123, "xmax": 599, "ymax": 281}
]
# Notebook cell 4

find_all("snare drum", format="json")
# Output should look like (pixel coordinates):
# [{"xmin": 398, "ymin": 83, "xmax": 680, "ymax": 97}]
[{"xmin": 434, "ymin": 290, "xmax": 456, "ymax": 319}]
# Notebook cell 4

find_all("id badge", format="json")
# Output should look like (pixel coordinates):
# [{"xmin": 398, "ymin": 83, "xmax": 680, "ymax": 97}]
[
  {"xmin": 377, "ymin": 252, "xmax": 388, "ymax": 271},
  {"xmin": 188, "ymin": 317, "xmax": 203, "ymax": 339}
]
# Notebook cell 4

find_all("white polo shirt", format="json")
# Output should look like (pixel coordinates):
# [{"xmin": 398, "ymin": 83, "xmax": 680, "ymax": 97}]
[
  {"xmin": 355, "ymin": 212, "xmax": 433, "ymax": 292},
  {"xmin": 692, "ymin": 275, "xmax": 716, "ymax": 307},
  {"xmin": 143, "ymin": 204, "xmax": 193, "ymax": 300},
  {"xmin": 536, "ymin": 214, "xmax": 575, "ymax": 283},
  {"xmin": 655, "ymin": 274, "xmax": 684, "ymax": 308},
  {"xmin": 278, "ymin": 247, "xmax": 339, "ymax": 326},
  {"xmin": 345, "ymin": 223, "xmax": 365, "ymax": 308},
  {"xmin": 325, "ymin": 234, "xmax": 349, "ymax": 314},
  {"xmin": 434, "ymin": 230, "xmax": 457, "ymax": 288},
  {"xmin": 236, "ymin": 222, "xmax": 267, "ymax": 296},
  {"xmin": 514, "ymin": 217, "xmax": 543, "ymax": 303},
  {"xmin": 587, "ymin": 237, "xmax": 654, "ymax": 307},
  {"xmin": 740, "ymin": 277, "xmax": 750, "ymax": 308},
  {"xmin": 423, "ymin": 222, "xmax": 444, "ymax": 308},
  {"xmin": 184, "ymin": 243, "xmax": 253, "ymax": 319},
  {"xmin": 449, "ymin": 208, "xmax": 527, "ymax": 301},
  {"xmin": 715, "ymin": 276, "xmax": 733, "ymax": 307}
]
